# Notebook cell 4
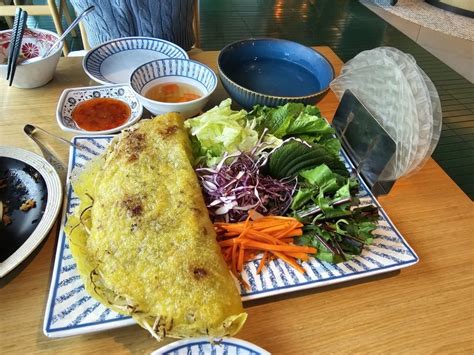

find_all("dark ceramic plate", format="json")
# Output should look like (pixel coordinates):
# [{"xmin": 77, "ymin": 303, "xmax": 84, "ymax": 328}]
[
  {"xmin": 0, "ymin": 157, "xmax": 48, "ymax": 262},
  {"xmin": 0, "ymin": 147, "xmax": 62, "ymax": 277}
]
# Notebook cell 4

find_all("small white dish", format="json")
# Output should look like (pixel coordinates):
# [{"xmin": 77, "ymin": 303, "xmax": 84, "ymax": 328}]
[
  {"xmin": 83, "ymin": 37, "xmax": 189, "ymax": 84},
  {"xmin": 130, "ymin": 58, "xmax": 217, "ymax": 118},
  {"xmin": 0, "ymin": 147, "xmax": 62, "ymax": 278},
  {"xmin": 151, "ymin": 337, "xmax": 270, "ymax": 355},
  {"xmin": 56, "ymin": 84, "xmax": 143, "ymax": 135}
]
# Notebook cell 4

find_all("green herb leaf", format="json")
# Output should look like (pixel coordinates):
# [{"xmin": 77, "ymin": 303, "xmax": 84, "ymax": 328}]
[
  {"xmin": 287, "ymin": 112, "xmax": 334, "ymax": 136},
  {"xmin": 248, "ymin": 102, "xmax": 334, "ymax": 141},
  {"xmin": 185, "ymin": 99, "xmax": 259, "ymax": 166},
  {"xmin": 290, "ymin": 187, "xmax": 314, "ymax": 210},
  {"xmin": 300, "ymin": 164, "xmax": 334, "ymax": 187}
]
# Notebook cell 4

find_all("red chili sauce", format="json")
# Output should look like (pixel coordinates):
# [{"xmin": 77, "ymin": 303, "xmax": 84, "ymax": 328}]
[{"xmin": 72, "ymin": 98, "xmax": 131, "ymax": 131}]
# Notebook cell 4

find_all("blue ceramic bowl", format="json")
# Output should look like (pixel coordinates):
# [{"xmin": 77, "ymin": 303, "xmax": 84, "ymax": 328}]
[{"xmin": 218, "ymin": 38, "xmax": 334, "ymax": 109}]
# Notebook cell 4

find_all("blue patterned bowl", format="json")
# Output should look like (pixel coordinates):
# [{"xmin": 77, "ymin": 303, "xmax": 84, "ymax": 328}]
[
  {"xmin": 151, "ymin": 337, "xmax": 270, "ymax": 355},
  {"xmin": 83, "ymin": 37, "xmax": 188, "ymax": 85},
  {"xmin": 218, "ymin": 38, "xmax": 334, "ymax": 109},
  {"xmin": 130, "ymin": 58, "xmax": 217, "ymax": 118}
]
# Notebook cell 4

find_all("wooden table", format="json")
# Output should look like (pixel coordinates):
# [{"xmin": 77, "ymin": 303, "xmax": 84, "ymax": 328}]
[{"xmin": 1, "ymin": 47, "xmax": 473, "ymax": 354}]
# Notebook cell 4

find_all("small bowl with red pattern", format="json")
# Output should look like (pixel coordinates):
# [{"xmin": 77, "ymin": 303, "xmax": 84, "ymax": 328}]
[{"xmin": 0, "ymin": 28, "xmax": 63, "ymax": 89}]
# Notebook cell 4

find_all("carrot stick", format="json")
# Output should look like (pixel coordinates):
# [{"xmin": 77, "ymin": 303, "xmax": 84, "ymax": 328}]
[
  {"xmin": 259, "ymin": 224, "xmax": 293, "ymax": 233},
  {"xmin": 279, "ymin": 229, "xmax": 303, "ymax": 237},
  {"xmin": 218, "ymin": 239, "xmax": 235, "ymax": 247},
  {"xmin": 216, "ymin": 214, "xmax": 314, "ymax": 277},
  {"xmin": 257, "ymin": 251, "xmax": 269, "ymax": 274},
  {"xmin": 245, "ymin": 229, "xmax": 286, "ymax": 245},
  {"xmin": 273, "ymin": 222, "xmax": 300, "ymax": 238},
  {"xmin": 238, "ymin": 243, "xmax": 245, "ymax": 272},
  {"xmin": 242, "ymin": 240, "xmax": 316, "ymax": 253},
  {"xmin": 285, "ymin": 252, "xmax": 310, "ymax": 261},
  {"xmin": 272, "ymin": 251, "xmax": 305, "ymax": 273},
  {"xmin": 224, "ymin": 232, "xmax": 240, "ymax": 237}
]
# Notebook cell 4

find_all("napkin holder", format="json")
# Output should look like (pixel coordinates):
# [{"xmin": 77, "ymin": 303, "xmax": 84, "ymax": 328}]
[{"xmin": 332, "ymin": 89, "xmax": 397, "ymax": 197}]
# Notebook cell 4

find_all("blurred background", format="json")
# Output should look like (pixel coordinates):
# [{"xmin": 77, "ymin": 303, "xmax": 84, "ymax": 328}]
[{"xmin": 1, "ymin": 0, "xmax": 472, "ymax": 199}]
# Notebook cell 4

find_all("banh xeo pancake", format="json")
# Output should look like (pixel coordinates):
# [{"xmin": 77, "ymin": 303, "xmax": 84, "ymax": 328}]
[{"xmin": 65, "ymin": 113, "xmax": 246, "ymax": 340}]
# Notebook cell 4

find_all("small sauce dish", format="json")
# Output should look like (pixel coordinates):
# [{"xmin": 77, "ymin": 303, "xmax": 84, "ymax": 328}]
[{"xmin": 56, "ymin": 84, "xmax": 143, "ymax": 135}]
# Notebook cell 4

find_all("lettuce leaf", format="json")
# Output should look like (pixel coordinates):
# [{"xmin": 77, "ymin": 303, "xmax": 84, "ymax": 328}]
[
  {"xmin": 185, "ymin": 99, "xmax": 259, "ymax": 166},
  {"xmin": 248, "ymin": 103, "xmax": 335, "ymax": 142}
]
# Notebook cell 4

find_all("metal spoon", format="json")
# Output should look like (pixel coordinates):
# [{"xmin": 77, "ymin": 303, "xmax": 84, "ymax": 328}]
[
  {"xmin": 46, "ymin": 5, "xmax": 95, "ymax": 57},
  {"xmin": 24, "ymin": 5, "xmax": 95, "ymax": 63}
]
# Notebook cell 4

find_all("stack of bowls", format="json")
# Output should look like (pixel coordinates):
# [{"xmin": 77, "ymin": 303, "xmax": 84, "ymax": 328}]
[{"xmin": 330, "ymin": 47, "xmax": 442, "ymax": 179}]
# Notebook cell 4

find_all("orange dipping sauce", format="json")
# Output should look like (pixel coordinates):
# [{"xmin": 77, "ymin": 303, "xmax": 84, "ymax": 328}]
[
  {"xmin": 145, "ymin": 83, "xmax": 202, "ymax": 103},
  {"xmin": 72, "ymin": 98, "xmax": 131, "ymax": 131}
]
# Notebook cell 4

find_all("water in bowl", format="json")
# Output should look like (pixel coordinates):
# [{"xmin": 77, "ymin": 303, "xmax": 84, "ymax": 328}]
[{"xmin": 227, "ymin": 58, "xmax": 321, "ymax": 97}]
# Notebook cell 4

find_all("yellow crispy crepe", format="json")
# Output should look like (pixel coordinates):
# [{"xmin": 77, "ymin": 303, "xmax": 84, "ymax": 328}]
[{"xmin": 65, "ymin": 113, "xmax": 246, "ymax": 340}]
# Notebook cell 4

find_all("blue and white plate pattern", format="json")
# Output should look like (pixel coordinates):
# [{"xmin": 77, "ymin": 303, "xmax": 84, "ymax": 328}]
[
  {"xmin": 56, "ymin": 84, "xmax": 143, "ymax": 135},
  {"xmin": 43, "ymin": 136, "xmax": 418, "ymax": 337},
  {"xmin": 130, "ymin": 58, "xmax": 217, "ymax": 95},
  {"xmin": 129, "ymin": 58, "xmax": 218, "ymax": 118},
  {"xmin": 151, "ymin": 338, "xmax": 270, "ymax": 355},
  {"xmin": 83, "ymin": 37, "xmax": 189, "ymax": 85}
]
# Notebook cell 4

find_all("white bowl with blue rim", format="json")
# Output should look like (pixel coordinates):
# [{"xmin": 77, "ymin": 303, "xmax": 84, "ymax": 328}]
[
  {"xmin": 129, "ymin": 58, "xmax": 217, "ymax": 119},
  {"xmin": 56, "ymin": 84, "xmax": 143, "ymax": 134},
  {"xmin": 83, "ymin": 37, "xmax": 189, "ymax": 85},
  {"xmin": 151, "ymin": 337, "xmax": 270, "ymax": 355},
  {"xmin": 218, "ymin": 38, "xmax": 335, "ymax": 109}
]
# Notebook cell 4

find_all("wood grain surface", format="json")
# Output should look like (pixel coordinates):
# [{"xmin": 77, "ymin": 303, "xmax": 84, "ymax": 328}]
[{"xmin": 0, "ymin": 47, "xmax": 473, "ymax": 354}]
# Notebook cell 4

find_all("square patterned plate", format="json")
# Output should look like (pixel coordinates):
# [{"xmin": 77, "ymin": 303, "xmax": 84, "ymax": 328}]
[{"xmin": 43, "ymin": 136, "xmax": 418, "ymax": 337}]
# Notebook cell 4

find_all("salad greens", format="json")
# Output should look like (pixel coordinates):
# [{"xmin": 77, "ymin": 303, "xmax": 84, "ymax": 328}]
[
  {"xmin": 267, "ymin": 140, "xmax": 348, "ymax": 179},
  {"xmin": 289, "ymin": 163, "xmax": 377, "ymax": 262},
  {"xmin": 184, "ymin": 99, "xmax": 260, "ymax": 167},
  {"xmin": 248, "ymin": 103, "xmax": 341, "ymax": 155},
  {"xmin": 297, "ymin": 205, "xmax": 378, "ymax": 263},
  {"xmin": 185, "ymin": 99, "xmax": 281, "ymax": 167},
  {"xmin": 186, "ymin": 99, "xmax": 378, "ymax": 264}
]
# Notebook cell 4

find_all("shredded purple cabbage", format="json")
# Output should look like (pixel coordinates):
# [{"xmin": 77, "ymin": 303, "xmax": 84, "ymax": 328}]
[{"xmin": 196, "ymin": 152, "xmax": 297, "ymax": 222}]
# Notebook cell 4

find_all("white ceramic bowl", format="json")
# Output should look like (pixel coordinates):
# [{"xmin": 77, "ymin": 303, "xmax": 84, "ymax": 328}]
[
  {"xmin": 0, "ymin": 28, "xmax": 63, "ymax": 89},
  {"xmin": 83, "ymin": 36, "xmax": 189, "ymax": 85},
  {"xmin": 129, "ymin": 58, "xmax": 217, "ymax": 118},
  {"xmin": 56, "ymin": 84, "xmax": 143, "ymax": 134}
]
